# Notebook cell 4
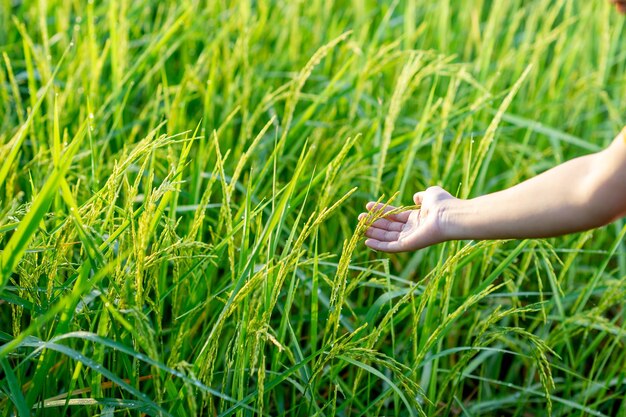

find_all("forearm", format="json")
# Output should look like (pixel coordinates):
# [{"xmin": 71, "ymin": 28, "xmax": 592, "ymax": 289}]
[
  {"xmin": 443, "ymin": 134, "xmax": 626, "ymax": 241},
  {"xmin": 361, "ymin": 131, "xmax": 626, "ymax": 253}
]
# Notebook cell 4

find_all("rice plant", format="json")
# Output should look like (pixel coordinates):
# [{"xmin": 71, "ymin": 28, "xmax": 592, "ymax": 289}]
[{"xmin": 1, "ymin": 0, "xmax": 625, "ymax": 416}]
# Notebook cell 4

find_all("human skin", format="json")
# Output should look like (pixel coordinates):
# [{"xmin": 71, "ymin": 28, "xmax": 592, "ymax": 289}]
[{"xmin": 359, "ymin": 129, "xmax": 626, "ymax": 253}]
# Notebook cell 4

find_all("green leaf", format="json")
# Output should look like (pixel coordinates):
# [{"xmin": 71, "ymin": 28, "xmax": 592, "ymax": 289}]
[
  {"xmin": 0, "ymin": 358, "xmax": 29, "ymax": 417},
  {"xmin": 338, "ymin": 355, "xmax": 419, "ymax": 417},
  {"xmin": 0, "ymin": 123, "xmax": 88, "ymax": 291}
]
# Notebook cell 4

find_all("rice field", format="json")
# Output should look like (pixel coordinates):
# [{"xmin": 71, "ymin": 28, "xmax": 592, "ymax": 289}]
[{"xmin": 1, "ymin": 0, "xmax": 625, "ymax": 416}]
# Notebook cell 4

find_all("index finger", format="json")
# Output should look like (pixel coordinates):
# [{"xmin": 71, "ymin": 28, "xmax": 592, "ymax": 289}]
[
  {"xmin": 365, "ymin": 202, "xmax": 411, "ymax": 222},
  {"xmin": 364, "ymin": 238, "xmax": 406, "ymax": 253}
]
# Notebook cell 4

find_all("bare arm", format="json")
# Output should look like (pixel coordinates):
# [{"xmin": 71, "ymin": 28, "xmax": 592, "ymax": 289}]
[{"xmin": 360, "ymin": 129, "xmax": 626, "ymax": 252}]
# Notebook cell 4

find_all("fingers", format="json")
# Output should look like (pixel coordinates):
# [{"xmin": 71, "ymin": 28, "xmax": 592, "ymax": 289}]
[
  {"xmin": 364, "ymin": 202, "xmax": 411, "ymax": 222},
  {"xmin": 364, "ymin": 238, "xmax": 404, "ymax": 253},
  {"xmin": 358, "ymin": 213, "xmax": 405, "ymax": 231},
  {"xmin": 364, "ymin": 227, "xmax": 400, "ymax": 242}
]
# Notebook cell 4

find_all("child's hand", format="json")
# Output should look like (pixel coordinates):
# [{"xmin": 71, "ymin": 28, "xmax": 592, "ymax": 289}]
[{"xmin": 359, "ymin": 186, "xmax": 457, "ymax": 253}]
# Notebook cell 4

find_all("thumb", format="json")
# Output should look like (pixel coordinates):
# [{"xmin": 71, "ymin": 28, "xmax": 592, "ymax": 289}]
[{"xmin": 413, "ymin": 192, "xmax": 424, "ymax": 205}]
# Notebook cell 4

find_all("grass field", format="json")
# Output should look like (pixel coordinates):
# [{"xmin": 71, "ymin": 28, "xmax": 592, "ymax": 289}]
[{"xmin": 1, "ymin": 0, "xmax": 626, "ymax": 415}]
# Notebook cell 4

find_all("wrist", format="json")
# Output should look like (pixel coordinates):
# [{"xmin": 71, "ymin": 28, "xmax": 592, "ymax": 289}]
[{"xmin": 437, "ymin": 197, "xmax": 473, "ymax": 242}]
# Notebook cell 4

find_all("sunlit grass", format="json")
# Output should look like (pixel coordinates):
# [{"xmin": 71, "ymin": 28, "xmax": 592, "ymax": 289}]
[{"xmin": 1, "ymin": 0, "xmax": 625, "ymax": 416}]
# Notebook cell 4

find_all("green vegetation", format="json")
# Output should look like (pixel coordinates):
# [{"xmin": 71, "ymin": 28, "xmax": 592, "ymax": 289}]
[{"xmin": 1, "ymin": 0, "xmax": 625, "ymax": 415}]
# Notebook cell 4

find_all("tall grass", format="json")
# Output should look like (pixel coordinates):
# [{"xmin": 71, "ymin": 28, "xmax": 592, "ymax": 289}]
[{"xmin": 1, "ymin": 0, "xmax": 625, "ymax": 416}]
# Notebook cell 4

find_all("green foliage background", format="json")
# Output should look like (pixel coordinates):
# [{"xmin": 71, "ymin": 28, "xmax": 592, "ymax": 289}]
[{"xmin": 0, "ymin": 0, "xmax": 625, "ymax": 415}]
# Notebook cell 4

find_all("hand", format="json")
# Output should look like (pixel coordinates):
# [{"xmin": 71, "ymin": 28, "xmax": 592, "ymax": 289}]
[{"xmin": 359, "ymin": 186, "xmax": 457, "ymax": 253}]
